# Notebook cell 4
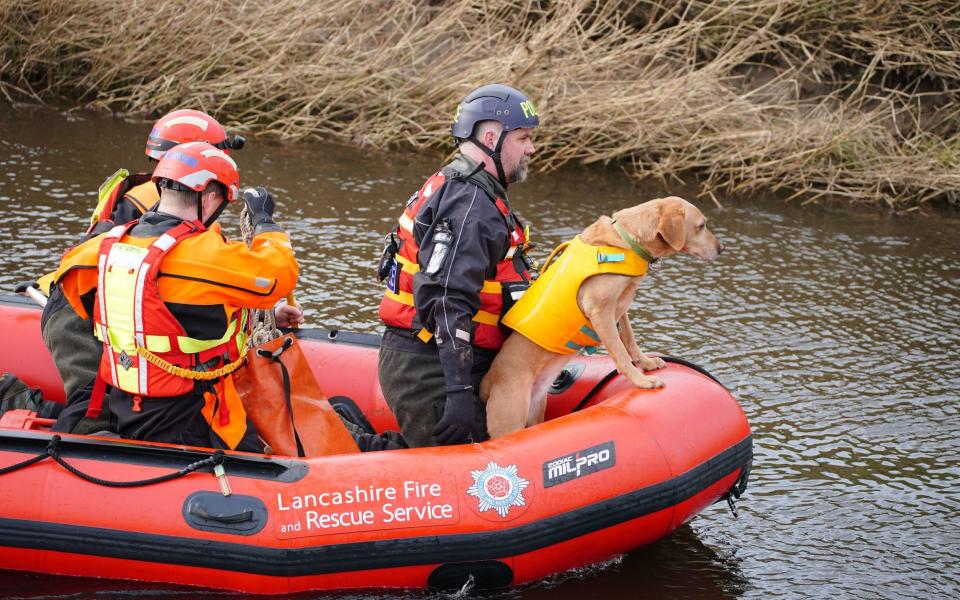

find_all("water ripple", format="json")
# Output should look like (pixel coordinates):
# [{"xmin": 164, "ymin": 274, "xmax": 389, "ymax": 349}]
[{"xmin": 1, "ymin": 106, "xmax": 959, "ymax": 599}]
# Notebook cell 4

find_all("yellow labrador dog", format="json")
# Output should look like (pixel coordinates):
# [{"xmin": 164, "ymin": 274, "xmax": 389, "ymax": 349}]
[{"xmin": 480, "ymin": 196, "xmax": 723, "ymax": 439}]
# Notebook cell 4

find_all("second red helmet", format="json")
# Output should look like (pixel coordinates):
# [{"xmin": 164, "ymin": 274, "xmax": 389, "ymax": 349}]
[{"xmin": 145, "ymin": 109, "xmax": 244, "ymax": 160}]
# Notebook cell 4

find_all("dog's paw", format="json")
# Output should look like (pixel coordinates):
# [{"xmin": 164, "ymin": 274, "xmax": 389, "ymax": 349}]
[
  {"xmin": 627, "ymin": 372, "xmax": 665, "ymax": 389},
  {"xmin": 633, "ymin": 356, "xmax": 666, "ymax": 371}
]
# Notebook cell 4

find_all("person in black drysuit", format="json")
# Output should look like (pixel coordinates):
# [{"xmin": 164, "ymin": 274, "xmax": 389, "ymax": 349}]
[{"xmin": 377, "ymin": 84, "xmax": 540, "ymax": 447}]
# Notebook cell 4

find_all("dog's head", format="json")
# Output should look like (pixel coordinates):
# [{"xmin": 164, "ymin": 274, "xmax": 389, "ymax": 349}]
[{"xmin": 609, "ymin": 196, "xmax": 724, "ymax": 261}]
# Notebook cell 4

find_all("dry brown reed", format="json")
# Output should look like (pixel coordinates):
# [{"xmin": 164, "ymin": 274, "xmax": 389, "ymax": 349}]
[{"xmin": 1, "ymin": 0, "xmax": 958, "ymax": 208}]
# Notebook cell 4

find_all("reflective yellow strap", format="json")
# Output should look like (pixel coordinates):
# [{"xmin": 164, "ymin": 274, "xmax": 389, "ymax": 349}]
[
  {"xmin": 144, "ymin": 335, "xmax": 171, "ymax": 352},
  {"xmin": 481, "ymin": 280, "xmax": 501, "ymax": 294},
  {"xmin": 397, "ymin": 254, "xmax": 500, "ymax": 295},
  {"xmin": 388, "ymin": 289, "xmax": 499, "ymax": 321},
  {"xmin": 176, "ymin": 318, "xmax": 239, "ymax": 354},
  {"xmin": 414, "ymin": 311, "xmax": 498, "ymax": 344},
  {"xmin": 473, "ymin": 310, "xmax": 500, "ymax": 326},
  {"xmin": 235, "ymin": 309, "xmax": 249, "ymax": 354},
  {"xmin": 135, "ymin": 346, "xmax": 247, "ymax": 381},
  {"xmin": 385, "ymin": 287, "xmax": 415, "ymax": 306},
  {"xmin": 396, "ymin": 253, "xmax": 418, "ymax": 274}
]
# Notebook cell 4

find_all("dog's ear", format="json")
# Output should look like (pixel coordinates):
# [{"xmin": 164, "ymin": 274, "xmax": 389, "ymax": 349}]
[{"xmin": 658, "ymin": 202, "xmax": 686, "ymax": 251}]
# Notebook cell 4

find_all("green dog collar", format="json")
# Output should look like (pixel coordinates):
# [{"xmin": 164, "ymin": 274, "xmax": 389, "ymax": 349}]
[{"xmin": 611, "ymin": 219, "xmax": 656, "ymax": 264}]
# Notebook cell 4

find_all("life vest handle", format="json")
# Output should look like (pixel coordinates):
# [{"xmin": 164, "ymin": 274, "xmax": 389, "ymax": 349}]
[{"xmin": 540, "ymin": 240, "xmax": 571, "ymax": 274}]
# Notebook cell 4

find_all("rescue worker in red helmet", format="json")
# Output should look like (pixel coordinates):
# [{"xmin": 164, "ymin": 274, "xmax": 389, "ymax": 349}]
[
  {"xmin": 88, "ymin": 109, "xmax": 245, "ymax": 237},
  {"xmin": 376, "ymin": 83, "xmax": 539, "ymax": 447},
  {"xmin": 50, "ymin": 142, "xmax": 298, "ymax": 450},
  {"xmin": 39, "ymin": 110, "xmax": 262, "ymax": 436}
]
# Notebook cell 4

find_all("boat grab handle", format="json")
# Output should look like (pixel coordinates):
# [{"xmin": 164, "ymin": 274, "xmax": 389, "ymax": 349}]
[
  {"xmin": 182, "ymin": 491, "xmax": 268, "ymax": 536},
  {"xmin": 189, "ymin": 505, "xmax": 253, "ymax": 524}
]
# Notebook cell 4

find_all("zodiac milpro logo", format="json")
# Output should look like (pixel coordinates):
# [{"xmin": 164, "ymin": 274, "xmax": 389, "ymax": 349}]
[
  {"xmin": 520, "ymin": 100, "xmax": 538, "ymax": 119},
  {"xmin": 542, "ymin": 441, "xmax": 616, "ymax": 488},
  {"xmin": 454, "ymin": 104, "xmax": 462, "ymax": 123},
  {"xmin": 466, "ymin": 462, "xmax": 530, "ymax": 518}
]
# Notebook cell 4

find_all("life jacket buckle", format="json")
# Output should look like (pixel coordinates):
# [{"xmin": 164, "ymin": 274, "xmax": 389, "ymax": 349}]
[{"xmin": 597, "ymin": 252, "xmax": 625, "ymax": 264}]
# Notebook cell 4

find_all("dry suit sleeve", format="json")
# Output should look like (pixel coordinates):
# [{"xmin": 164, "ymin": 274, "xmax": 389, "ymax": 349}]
[
  {"xmin": 413, "ymin": 184, "xmax": 509, "ymax": 392},
  {"xmin": 158, "ymin": 230, "xmax": 299, "ymax": 310}
]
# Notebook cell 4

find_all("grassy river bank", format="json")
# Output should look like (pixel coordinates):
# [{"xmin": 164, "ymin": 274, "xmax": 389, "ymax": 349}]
[{"xmin": 1, "ymin": 0, "xmax": 957, "ymax": 210}]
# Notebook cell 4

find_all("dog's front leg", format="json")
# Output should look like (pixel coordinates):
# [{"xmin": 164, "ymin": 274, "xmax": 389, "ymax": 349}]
[
  {"xmin": 618, "ymin": 313, "xmax": 665, "ymax": 372},
  {"xmin": 587, "ymin": 308, "xmax": 664, "ymax": 389}
]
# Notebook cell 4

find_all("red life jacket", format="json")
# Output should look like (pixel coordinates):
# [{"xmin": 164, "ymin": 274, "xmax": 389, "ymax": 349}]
[
  {"xmin": 92, "ymin": 220, "xmax": 249, "ymax": 404},
  {"xmin": 378, "ymin": 171, "xmax": 529, "ymax": 351}
]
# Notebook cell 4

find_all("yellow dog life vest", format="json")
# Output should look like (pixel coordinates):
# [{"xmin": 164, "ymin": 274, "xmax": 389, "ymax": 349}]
[{"xmin": 502, "ymin": 236, "xmax": 649, "ymax": 354}]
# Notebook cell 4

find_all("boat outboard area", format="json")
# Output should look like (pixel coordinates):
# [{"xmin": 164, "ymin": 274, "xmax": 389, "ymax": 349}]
[{"xmin": 0, "ymin": 293, "xmax": 752, "ymax": 593}]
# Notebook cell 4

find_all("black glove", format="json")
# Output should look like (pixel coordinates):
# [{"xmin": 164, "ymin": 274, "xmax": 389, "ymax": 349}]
[
  {"xmin": 242, "ymin": 186, "xmax": 276, "ymax": 229},
  {"xmin": 432, "ymin": 389, "xmax": 481, "ymax": 446}
]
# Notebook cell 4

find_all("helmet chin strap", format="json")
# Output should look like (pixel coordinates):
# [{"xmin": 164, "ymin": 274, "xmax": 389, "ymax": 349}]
[
  {"xmin": 203, "ymin": 197, "xmax": 227, "ymax": 228},
  {"xmin": 467, "ymin": 130, "xmax": 509, "ymax": 189},
  {"xmin": 196, "ymin": 191, "xmax": 227, "ymax": 228}
]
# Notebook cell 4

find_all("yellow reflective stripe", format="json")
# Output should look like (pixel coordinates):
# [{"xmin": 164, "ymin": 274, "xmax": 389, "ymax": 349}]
[
  {"xmin": 115, "ymin": 364, "xmax": 140, "ymax": 393},
  {"xmin": 473, "ymin": 310, "xmax": 500, "ymax": 326},
  {"xmin": 396, "ymin": 254, "xmax": 499, "ymax": 294},
  {"xmin": 91, "ymin": 168, "xmax": 129, "ymax": 227},
  {"xmin": 481, "ymin": 280, "xmax": 501, "ymax": 294},
  {"xmin": 396, "ymin": 253, "xmax": 419, "ymax": 274},
  {"xmin": 104, "ymin": 326, "xmax": 134, "ymax": 351},
  {"xmin": 144, "ymin": 335, "xmax": 171, "ymax": 353},
  {"xmin": 109, "ymin": 318, "xmax": 241, "ymax": 355},
  {"xmin": 235, "ymin": 309, "xmax": 249, "ymax": 354},
  {"xmin": 177, "ymin": 318, "xmax": 238, "ymax": 354},
  {"xmin": 385, "ymin": 287, "xmax": 415, "ymax": 306},
  {"xmin": 101, "ymin": 243, "xmax": 146, "ymax": 352},
  {"xmin": 398, "ymin": 213, "xmax": 414, "ymax": 233}
]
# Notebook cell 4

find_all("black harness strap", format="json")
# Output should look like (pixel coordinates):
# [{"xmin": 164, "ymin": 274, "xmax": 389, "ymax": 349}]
[{"xmin": 256, "ymin": 337, "xmax": 306, "ymax": 458}]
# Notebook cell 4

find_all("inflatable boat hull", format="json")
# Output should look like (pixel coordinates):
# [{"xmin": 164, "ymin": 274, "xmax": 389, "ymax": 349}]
[{"xmin": 0, "ymin": 294, "xmax": 751, "ymax": 593}]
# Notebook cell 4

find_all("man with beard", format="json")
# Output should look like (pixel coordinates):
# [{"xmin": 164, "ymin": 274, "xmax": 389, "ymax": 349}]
[{"xmin": 376, "ymin": 84, "xmax": 539, "ymax": 447}]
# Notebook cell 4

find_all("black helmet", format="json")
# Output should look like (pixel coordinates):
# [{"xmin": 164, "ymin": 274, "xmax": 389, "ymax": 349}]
[
  {"xmin": 452, "ymin": 84, "xmax": 540, "ymax": 139},
  {"xmin": 452, "ymin": 84, "xmax": 539, "ymax": 187}
]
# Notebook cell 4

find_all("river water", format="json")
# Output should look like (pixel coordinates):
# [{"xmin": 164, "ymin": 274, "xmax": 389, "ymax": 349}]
[{"xmin": 0, "ymin": 105, "xmax": 957, "ymax": 599}]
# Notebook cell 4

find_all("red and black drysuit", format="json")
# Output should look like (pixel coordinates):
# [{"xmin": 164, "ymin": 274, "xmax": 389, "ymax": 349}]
[{"xmin": 378, "ymin": 154, "xmax": 531, "ymax": 447}]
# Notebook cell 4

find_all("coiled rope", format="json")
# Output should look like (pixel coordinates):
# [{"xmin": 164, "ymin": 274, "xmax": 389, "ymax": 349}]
[{"xmin": 240, "ymin": 201, "xmax": 283, "ymax": 347}]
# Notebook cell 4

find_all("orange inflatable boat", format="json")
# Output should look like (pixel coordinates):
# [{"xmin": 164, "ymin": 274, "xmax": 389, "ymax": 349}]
[{"xmin": 0, "ymin": 293, "xmax": 751, "ymax": 593}]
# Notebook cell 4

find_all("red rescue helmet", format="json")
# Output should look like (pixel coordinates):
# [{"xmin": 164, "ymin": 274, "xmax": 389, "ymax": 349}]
[
  {"xmin": 151, "ymin": 142, "xmax": 240, "ymax": 202},
  {"xmin": 144, "ymin": 109, "xmax": 245, "ymax": 160}
]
